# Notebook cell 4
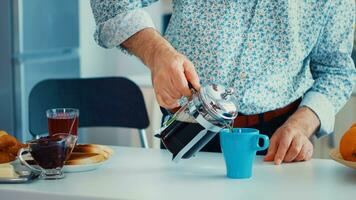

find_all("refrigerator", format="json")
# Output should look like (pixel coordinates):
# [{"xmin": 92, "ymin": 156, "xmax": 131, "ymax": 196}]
[{"xmin": 0, "ymin": 0, "xmax": 80, "ymax": 142}]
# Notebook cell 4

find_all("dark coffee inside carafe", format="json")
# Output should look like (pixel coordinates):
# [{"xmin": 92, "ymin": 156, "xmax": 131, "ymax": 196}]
[
  {"xmin": 161, "ymin": 119, "xmax": 204, "ymax": 157},
  {"xmin": 161, "ymin": 118, "xmax": 232, "ymax": 159},
  {"xmin": 161, "ymin": 108, "xmax": 233, "ymax": 159}
]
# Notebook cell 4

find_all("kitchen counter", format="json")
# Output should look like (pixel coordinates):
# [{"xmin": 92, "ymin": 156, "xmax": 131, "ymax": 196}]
[{"xmin": 0, "ymin": 146, "xmax": 355, "ymax": 200}]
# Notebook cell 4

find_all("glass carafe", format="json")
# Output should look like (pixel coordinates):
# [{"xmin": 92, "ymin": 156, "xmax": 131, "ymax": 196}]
[{"xmin": 157, "ymin": 83, "xmax": 238, "ymax": 162}]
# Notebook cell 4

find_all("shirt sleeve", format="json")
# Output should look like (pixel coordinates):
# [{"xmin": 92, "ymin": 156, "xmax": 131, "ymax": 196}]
[
  {"xmin": 299, "ymin": 0, "xmax": 356, "ymax": 138},
  {"xmin": 90, "ymin": 0, "xmax": 158, "ymax": 50}
]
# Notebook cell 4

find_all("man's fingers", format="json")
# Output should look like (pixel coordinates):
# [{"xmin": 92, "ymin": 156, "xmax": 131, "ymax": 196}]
[
  {"xmin": 183, "ymin": 60, "xmax": 200, "ymax": 90},
  {"xmin": 283, "ymin": 136, "xmax": 303, "ymax": 162},
  {"xmin": 294, "ymin": 140, "xmax": 313, "ymax": 162},
  {"xmin": 168, "ymin": 77, "xmax": 184, "ymax": 98},
  {"xmin": 264, "ymin": 136, "xmax": 278, "ymax": 161},
  {"xmin": 151, "ymin": 50, "xmax": 200, "ymax": 110},
  {"xmin": 171, "ymin": 69, "xmax": 191, "ymax": 97},
  {"xmin": 304, "ymin": 141, "xmax": 313, "ymax": 161},
  {"xmin": 294, "ymin": 144, "xmax": 306, "ymax": 161},
  {"xmin": 156, "ymin": 91, "xmax": 179, "ymax": 109},
  {"xmin": 274, "ymin": 132, "xmax": 293, "ymax": 165}
]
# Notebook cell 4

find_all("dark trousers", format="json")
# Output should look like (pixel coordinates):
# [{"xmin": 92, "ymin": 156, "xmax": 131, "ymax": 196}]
[{"xmin": 160, "ymin": 106, "xmax": 297, "ymax": 155}]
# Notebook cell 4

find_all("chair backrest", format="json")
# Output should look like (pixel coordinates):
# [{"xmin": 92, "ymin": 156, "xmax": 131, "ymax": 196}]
[{"xmin": 29, "ymin": 77, "xmax": 149, "ymax": 137}]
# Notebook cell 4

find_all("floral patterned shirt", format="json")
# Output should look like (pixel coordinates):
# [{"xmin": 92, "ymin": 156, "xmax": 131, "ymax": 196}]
[{"xmin": 90, "ymin": 0, "xmax": 356, "ymax": 138}]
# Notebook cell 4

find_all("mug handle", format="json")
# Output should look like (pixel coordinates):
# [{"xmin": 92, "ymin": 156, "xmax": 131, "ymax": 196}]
[
  {"xmin": 18, "ymin": 147, "xmax": 42, "ymax": 173},
  {"xmin": 255, "ymin": 134, "xmax": 269, "ymax": 151}
]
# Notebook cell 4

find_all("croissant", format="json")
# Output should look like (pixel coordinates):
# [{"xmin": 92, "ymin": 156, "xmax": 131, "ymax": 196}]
[
  {"xmin": 0, "ymin": 131, "xmax": 26, "ymax": 164},
  {"xmin": 0, "ymin": 131, "xmax": 18, "ymax": 149},
  {"xmin": 0, "ymin": 151, "xmax": 16, "ymax": 164}
]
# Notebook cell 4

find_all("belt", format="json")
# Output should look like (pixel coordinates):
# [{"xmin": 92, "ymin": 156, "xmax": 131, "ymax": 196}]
[{"xmin": 233, "ymin": 99, "xmax": 301, "ymax": 127}]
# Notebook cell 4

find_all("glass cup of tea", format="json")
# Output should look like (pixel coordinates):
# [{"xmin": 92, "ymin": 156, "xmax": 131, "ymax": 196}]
[
  {"xmin": 47, "ymin": 108, "xmax": 79, "ymax": 136},
  {"xmin": 18, "ymin": 133, "xmax": 77, "ymax": 179}
]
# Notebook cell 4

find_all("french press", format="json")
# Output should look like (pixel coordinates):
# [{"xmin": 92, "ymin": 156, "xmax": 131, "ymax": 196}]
[{"xmin": 156, "ymin": 83, "xmax": 238, "ymax": 162}]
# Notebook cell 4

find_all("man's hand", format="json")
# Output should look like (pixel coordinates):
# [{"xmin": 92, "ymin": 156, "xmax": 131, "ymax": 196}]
[
  {"xmin": 122, "ymin": 28, "xmax": 200, "ymax": 109},
  {"xmin": 264, "ymin": 107, "xmax": 320, "ymax": 165},
  {"xmin": 148, "ymin": 46, "xmax": 200, "ymax": 109}
]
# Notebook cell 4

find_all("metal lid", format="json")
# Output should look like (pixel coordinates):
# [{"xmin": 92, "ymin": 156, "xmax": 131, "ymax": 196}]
[{"xmin": 199, "ymin": 84, "xmax": 238, "ymax": 120}]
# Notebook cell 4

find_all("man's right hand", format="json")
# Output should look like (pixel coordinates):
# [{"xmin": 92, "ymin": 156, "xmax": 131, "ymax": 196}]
[
  {"xmin": 122, "ymin": 28, "xmax": 200, "ymax": 109},
  {"xmin": 148, "ymin": 47, "xmax": 200, "ymax": 109}
]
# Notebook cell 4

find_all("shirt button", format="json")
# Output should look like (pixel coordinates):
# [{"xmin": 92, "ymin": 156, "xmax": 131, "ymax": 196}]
[
  {"xmin": 239, "ymin": 72, "xmax": 247, "ymax": 80},
  {"xmin": 247, "ymin": 42, "xmax": 253, "ymax": 49}
]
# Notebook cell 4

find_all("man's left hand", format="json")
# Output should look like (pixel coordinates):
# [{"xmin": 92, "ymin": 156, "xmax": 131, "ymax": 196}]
[{"xmin": 264, "ymin": 107, "xmax": 320, "ymax": 165}]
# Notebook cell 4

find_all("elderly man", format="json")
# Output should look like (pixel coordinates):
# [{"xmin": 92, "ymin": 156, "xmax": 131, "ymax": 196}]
[{"xmin": 90, "ymin": 0, "xmax": 355, "ymax": 164}]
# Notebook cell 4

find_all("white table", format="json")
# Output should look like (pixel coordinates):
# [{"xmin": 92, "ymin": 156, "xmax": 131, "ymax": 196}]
[{"xmin": 1, "ymin": 146, "xmax": 355, "ymax": 200}]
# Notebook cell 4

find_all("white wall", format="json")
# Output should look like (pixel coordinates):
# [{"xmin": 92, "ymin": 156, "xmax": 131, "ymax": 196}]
[{"xmin": 79, "ymin": 0, "xmax": 168, "ymax": 78}]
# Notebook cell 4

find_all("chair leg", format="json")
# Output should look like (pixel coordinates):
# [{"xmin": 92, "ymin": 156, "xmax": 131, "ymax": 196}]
[{"xmin": 138, "ymin": 129, "xmax": 149, "ymax": 148}]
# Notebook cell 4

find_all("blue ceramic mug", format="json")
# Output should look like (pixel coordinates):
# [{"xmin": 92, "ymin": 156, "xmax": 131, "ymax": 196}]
[{"xmin": 220, "ymin": 128, "xmax": 269, "ymax": 179}]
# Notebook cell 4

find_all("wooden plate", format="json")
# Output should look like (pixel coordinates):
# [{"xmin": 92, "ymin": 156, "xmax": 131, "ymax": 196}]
[{"xmin": 329, "ymin": 148, "xmax": 356, "ymax": 169}]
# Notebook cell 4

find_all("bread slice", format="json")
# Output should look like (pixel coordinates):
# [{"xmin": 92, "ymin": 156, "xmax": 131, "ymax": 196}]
[
  {"xmin": 72, "ymin": 144, "xmax": 114, "ymax": 159},
  {"xmin": 65, "ymin": 152, "xmax": 106, "ymax": 165},
  {"xmin": 65, "ymin": 144, "xmax": 113, "ymax": 165},
  {"xmin": 0, "ymin": 163, "xmax": 18, "ymax": 178}
]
